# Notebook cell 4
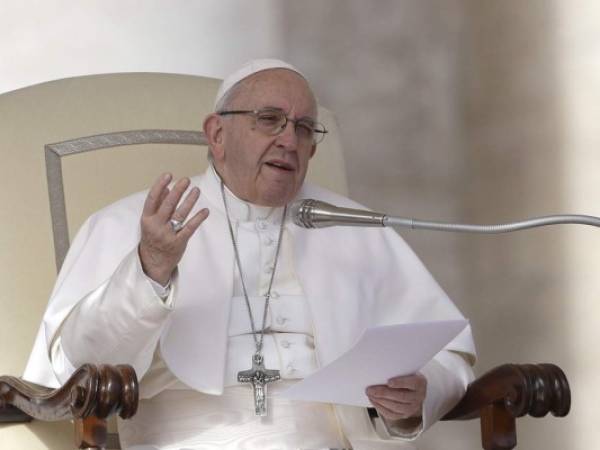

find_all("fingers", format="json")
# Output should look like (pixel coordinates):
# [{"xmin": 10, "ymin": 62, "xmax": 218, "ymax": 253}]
[
  {"xmin": 371, "ymin": 397, "xmax": 410, "ymax": 410},
  {"xmin": 370, "ymin": 398, "xmax": 420, "ymax": 421},
  {"xmin": 170, "ymin": 186, "xmax": 200, "ymax": 223},
  {"xmin": 366, "ymin": 385, "xmax": 423, "ymax": 420},
  {"xmin": 144, "ymin": 175, "xmax": 201, "ymax": 226},
  {"xmin": 159, "ymin": 185, "xmax": 170, "ymax": 205},
  {"xmin": 366, "ymin": 374, "xmax": 426, "ymax": 400},
  {"xmin": 365, "ymin": 374, "xmax": 427, "ymax": 421},
  {"xmin": 387, "ymin": 373, "xmax": 427, "ymax": 391},
  {"xmin": 143, "ymin": 173, "xmax": 172, "ymax": 216},
  {"xmin": 141, "ymin": 175, "xmax": 205, "ymax": 234},
  {"xmin": 177, "ymin": 208, "xmax": 210, "ymax": 241},
  {"xmin": 139, "ymin": 174, "xmax": 207, "ymax": 285},
  {"xmin": 157, "ymin": 177, "xmax": 191, "ymax": 222},
  {"xmin": 366, "ymin": 385, "xmax": 420, "ymax": 403}
]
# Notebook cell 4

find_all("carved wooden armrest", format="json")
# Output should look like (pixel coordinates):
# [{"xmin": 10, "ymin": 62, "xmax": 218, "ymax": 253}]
[
  {"xmin": 0, "ymin": 364, "xmax": 138, "ymax": 449},
  {"xmin": 441, "ymin": 363, "xmax": 570, "ymax": 450}
]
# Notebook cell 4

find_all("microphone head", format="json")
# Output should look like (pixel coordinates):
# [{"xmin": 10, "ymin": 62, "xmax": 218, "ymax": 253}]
[
  {"xmin": 290, "ymin": 198, "xmax": 385, "ymax": 229},
  {"xmin": 289, "ymin": 199, "xmax": 320, "ymax": 228}
]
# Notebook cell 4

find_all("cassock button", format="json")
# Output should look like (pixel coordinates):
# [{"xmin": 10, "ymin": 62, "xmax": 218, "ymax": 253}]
[
  {"xmin": 286, "ymin": 363, "xmax": 296, "ymax": 373},
  {"xmin": 281, "ymin": 340, "xmax": 291, "ymax": 349},
  {"xmin": 271, "ymin": 291, "xmax": 280, "ymax": 299},
  {"xmin": 256, "ymin": 220, "xmax": 268, "ymax": 231},
  {"xmin": 276, "ymin": 316, "xmax": 287, "ymax": 325},
  {"xmin": 264, "ymin": 265, "xmax": 274, "ymax": 274},
  {"xmin": 264, "ymin": 236, "xmax": 274, "ymax": 246}
]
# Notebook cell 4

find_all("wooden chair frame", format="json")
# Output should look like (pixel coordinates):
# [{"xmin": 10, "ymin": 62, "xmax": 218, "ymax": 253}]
[
  {"xmin": 0, "ymin": 362, "xmax": 570, "ymax": 450},
  {"xmin": 0, "ymin": 364, "xmax": 137, "ymax": 449}
]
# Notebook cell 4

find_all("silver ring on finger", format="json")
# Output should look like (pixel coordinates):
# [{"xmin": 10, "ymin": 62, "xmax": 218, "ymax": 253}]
[{"xmin": 169, "ymin": 218, "xmax": 184, "ymax": 232}]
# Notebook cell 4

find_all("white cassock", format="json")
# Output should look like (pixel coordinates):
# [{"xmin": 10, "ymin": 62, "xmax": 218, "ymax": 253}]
[{"xmin": 23, "ymin": 165, "xmax": 476, "ymax": 450}]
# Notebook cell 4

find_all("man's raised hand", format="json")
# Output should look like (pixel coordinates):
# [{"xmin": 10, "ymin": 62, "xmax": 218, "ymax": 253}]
[{"xmin": 139, "ymin": 173, "xmax": 209, "ymax": 285}]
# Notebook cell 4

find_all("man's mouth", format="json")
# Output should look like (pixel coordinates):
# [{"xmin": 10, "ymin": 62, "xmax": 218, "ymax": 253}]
[{"xmin": 265, "ymin": 160, "xmax": 295, "ymax": 172}]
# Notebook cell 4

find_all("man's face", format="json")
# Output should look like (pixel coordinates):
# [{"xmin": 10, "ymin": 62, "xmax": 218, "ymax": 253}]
[{"xmin": 208, "ymin": 69, "xmax": 318, "ymax": 207}]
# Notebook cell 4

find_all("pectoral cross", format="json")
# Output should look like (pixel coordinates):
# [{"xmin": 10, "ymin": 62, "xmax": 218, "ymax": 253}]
[{"xmin": 238, "ymin": 353, "xmax": 280, "ymax": 416}]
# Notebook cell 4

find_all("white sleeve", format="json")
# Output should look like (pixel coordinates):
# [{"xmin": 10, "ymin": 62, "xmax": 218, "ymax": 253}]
[
  {"xmin": 51, "ymin": 247, "xmax": 176, "ymax": 384},
  {"xmin": 374, "ymin": 350, "xmax": 474, "ymax": 440}
]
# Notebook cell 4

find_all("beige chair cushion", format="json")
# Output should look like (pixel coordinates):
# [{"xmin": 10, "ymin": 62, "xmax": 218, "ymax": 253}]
[{"xmin": 0, "ymin": 72, "xmax": 347, "ymax": 449}]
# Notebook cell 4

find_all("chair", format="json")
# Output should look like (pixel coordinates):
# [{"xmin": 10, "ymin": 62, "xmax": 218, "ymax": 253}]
[{"xmin": 0, "ymin": 73, "xmax": 569, "ymax": 449}]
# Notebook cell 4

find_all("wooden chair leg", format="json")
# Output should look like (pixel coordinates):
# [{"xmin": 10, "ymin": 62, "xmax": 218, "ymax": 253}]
[
  {"xmin": 75, "ymin": 417, "xmax": 107, "ymax": 449},
  {"xmin": 481, "ymin": 403, "xmax": 517, "ymax": 450}
]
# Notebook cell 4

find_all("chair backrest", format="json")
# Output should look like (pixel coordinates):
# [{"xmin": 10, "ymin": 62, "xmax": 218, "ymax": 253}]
[{"xmin": 0, "ymin": 72, "xmax": 348, "ymax": 449}]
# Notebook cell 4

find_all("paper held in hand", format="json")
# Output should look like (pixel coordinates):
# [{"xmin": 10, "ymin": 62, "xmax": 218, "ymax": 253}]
[{"xmin": 280, "ymin": 319, "xmax": 468, "ymax": 407}]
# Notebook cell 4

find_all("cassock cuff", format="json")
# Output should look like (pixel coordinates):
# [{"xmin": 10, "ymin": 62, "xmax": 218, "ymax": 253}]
[
  {"xmin": 147, "ymin": 276, "xmax": 171, "ymax": 299},
  {"xmin": 374, "ymin": 412, "xmax": 423, "ymax": 440},
  {"xmin": 419, "ymin": 351, "xmax": 474, "ymax": 434},
  {"xmin": 369, "ymin": 400, "xmax": 424, "ymax": 441},
  {"xmin": 136, "ymin": 251, "xmax": 177, "ymax": 309}
]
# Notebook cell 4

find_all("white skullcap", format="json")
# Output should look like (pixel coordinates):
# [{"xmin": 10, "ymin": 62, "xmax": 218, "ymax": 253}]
[{"xmin": 214, "ymin": 58, "xmax": 306, "ymax": 110}]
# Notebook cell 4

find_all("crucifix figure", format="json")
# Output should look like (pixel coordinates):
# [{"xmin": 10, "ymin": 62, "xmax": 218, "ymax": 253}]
[{"xmin": 238, "ymin": 353, "xmax": 281, "ymax": 416}]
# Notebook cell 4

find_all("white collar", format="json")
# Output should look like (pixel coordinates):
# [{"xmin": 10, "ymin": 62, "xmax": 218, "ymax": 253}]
[{"xmin": 204, "ymin": 164, "xmax": 283, "ymax": 224}]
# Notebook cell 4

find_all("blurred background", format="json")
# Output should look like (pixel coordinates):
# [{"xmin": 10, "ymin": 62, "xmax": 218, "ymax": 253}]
[{"xmin": 2, "ymin": 1, "xmax": 599, "ymax": 449}]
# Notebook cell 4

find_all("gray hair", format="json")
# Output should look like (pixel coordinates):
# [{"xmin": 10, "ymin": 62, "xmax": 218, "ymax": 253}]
[{"xmin": 207, "ymin": 79, "xmax": 248, "ymax": 162}]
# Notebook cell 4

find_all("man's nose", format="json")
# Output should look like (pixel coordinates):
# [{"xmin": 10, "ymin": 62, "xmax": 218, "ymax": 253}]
[{"xmin": 275, "ymin": 120, "xmax": 298, "ymax": 149}]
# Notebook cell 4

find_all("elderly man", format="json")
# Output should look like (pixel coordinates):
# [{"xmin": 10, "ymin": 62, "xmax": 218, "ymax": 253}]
[{"xmin": 24, "ymin": 59, "xmax": 475, "ymax": 450}]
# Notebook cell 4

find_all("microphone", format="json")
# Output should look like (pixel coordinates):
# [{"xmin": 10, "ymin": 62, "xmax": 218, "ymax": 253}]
[
  {"xmin": 290, "ymin": 199, "xmax": 386, "ymax": 228},
  {"xmin": 290, "ymin": 199, "xmax": 600, "ymax": 233}
]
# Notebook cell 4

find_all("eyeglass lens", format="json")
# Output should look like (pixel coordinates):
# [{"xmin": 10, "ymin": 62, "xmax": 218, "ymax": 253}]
[{"xmin": 255, "ymin": 109, "xmax": 326, "ymax": 144}]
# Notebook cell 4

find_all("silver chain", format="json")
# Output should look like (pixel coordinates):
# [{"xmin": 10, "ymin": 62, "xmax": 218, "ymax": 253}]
[{"xmin": 220, "ymin": 181, "xmax": 287, "ymax": 354}]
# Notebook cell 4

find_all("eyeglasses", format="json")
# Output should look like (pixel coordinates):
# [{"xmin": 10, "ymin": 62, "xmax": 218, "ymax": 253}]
[{"xmin": 217, "ymin": 108, "xmax": 328, "ymax": 144}]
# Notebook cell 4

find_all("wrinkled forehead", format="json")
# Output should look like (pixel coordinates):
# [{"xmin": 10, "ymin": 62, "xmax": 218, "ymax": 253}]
[{"xmin": 229, "ymin": 69, "xmax": 318, "ymax": 117}]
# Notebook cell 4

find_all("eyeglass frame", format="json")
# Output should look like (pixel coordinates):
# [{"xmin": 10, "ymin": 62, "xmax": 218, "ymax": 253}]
[{"xmin": 216, "ymin": 107, "xmax": 329, "ymax": 144}]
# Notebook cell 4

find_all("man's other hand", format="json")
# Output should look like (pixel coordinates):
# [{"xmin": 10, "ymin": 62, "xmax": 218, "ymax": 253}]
[
  {"xmin": 139, "ymin": 173, "xmax": 209, "ymax": 285},
  {"xmin": 365, "ymin": 373, "xmax": 427, "ymax": 422}
]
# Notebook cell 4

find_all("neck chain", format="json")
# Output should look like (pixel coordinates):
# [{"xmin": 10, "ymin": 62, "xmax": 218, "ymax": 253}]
[{"xmin": 220, "ymin": 180, "xmax": 287, "ymax": 416}]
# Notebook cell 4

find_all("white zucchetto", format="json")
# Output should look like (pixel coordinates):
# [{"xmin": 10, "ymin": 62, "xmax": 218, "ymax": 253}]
[{"xmin": 214, "ymin": 58, "xmax": 305, "ymax": 109}]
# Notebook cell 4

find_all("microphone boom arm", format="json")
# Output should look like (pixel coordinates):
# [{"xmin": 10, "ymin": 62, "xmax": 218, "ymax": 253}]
[
  {"xmin": 292, "ymin": 199, "xmax": 600, "ymax": 233},
  {"xmin": 384, "ymin": 214, "xmax": 600, "ymax": 233}
]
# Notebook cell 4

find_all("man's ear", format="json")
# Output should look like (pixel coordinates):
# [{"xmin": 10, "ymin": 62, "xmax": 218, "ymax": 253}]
[
  {"xmin": 309, "ymin": 143, "xmax": 317, "ymax": 159},
  {"xmin": 203, "ymin": 113, "xmax": 225, "ymax": 161}
]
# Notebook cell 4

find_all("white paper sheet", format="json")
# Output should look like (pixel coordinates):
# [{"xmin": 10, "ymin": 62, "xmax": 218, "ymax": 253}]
[{"xmin": 280, "ymin": 319, "xmax": 468, "ymax": 407}]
